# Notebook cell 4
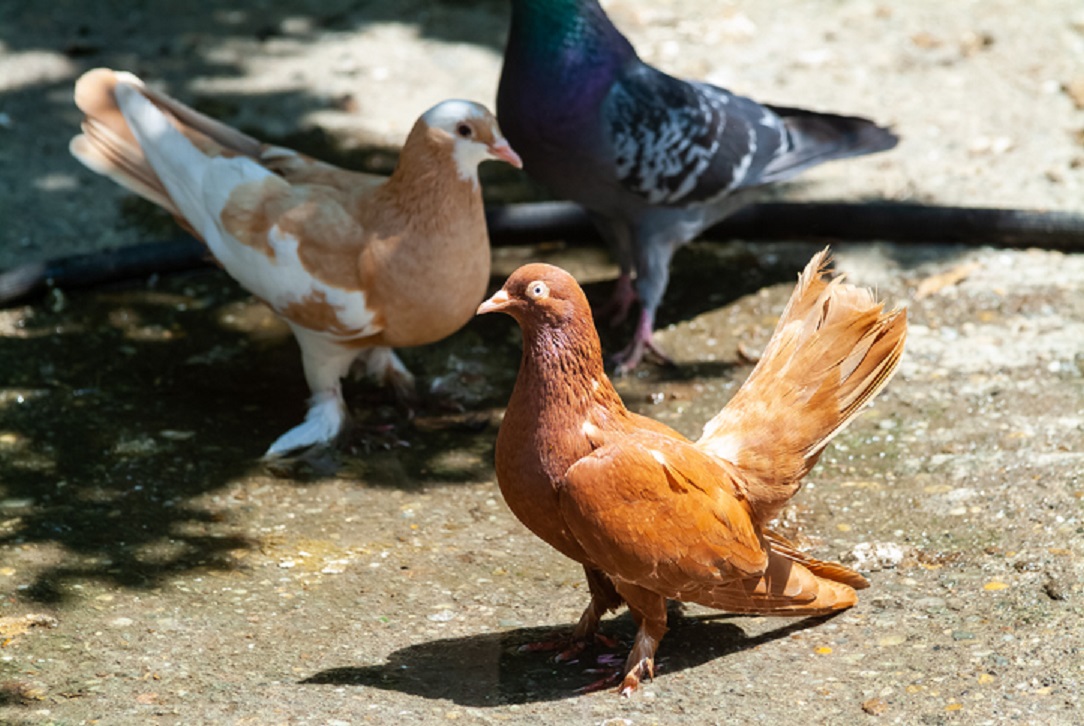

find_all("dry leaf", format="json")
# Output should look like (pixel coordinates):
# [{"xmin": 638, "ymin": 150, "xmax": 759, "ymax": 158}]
[
  {"xmin": 0, "ymin": 613, "xmax": 59, "ymax": 639},
  {"xmin": 862, "ymin": 697, "xmax": 889, "ymax": 715},
  {"xmin": 0, "ymin": 681, "xmax": 46, "ymax": 703},
  {"xmin": 911, "ymin": 31, "xmax": 941, "ymax": 48},
  {"xmin": 1065, "ymin": 77, "xmax": 1084, "ymax": 110},
  {"xmin": 914, "ymin": 261, "xmax": 981, "ymax": 300}
]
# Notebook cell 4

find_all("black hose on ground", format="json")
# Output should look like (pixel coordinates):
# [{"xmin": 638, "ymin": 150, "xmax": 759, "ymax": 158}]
[
  {"xmin": 0, "ymin": 237, "xmax": 209, "ymax": 305},
  {"xmin": 485, "ymin": 201, "xmax": 1084, "ymax": 248},
  {"xmin": 3, "ymin": 201, "xmax": 1084, "ymax": 306}
]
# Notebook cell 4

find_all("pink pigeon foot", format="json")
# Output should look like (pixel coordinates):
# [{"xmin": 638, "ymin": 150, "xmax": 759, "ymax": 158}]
[
  {"xmin": 613, "ymin": 309, "xmax": 674, "ymax": 374},
  {"xmin": 519, "ymin": 631, "xmax": 620, "ymax": 663}
]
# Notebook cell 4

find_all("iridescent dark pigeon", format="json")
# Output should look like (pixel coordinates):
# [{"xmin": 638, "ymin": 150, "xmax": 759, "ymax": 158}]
[{"xmin": 497, "ymin": 0, "xmax": 899, "ymax": 372}]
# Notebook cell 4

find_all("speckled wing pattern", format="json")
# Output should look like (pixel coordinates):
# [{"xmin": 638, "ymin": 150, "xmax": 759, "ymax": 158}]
[
  {"xmin": 604, "ymin": 65, "xmax": 785, "ymax": 206},
  {"xmin": 558, "ymin": 430, "xmax": 769, "ymax": 598}
]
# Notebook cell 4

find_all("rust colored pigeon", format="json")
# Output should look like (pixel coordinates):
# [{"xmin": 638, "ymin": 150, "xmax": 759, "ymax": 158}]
[{"xmin": 478, "ymin": 249, "xmax": 905, "ymax": 694}]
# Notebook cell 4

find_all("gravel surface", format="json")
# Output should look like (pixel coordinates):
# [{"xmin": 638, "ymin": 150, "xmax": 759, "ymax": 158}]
[{"xmin": 1, "ymin": 2, "xmax": 1083, "ymax": 725}]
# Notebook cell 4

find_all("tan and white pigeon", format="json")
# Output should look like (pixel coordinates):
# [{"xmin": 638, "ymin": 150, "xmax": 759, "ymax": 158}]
[{"xmin": 70, "ymin": 68, "xmax": 522, "ymax": 457}]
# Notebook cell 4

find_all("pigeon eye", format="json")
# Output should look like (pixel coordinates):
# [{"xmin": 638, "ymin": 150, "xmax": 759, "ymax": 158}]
[
  {"xmin": 527, "ymin": 281, "xmax": 549, "ymax": 299},
  {"xmin": 456, "ymin": 123, "xmax": 473, "ymax": 138}
]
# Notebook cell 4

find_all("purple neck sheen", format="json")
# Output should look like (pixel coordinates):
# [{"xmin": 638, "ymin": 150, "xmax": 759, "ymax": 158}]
[{"xmin": 505, "ymin": 0, "xmax": 637, "ymax": 101}]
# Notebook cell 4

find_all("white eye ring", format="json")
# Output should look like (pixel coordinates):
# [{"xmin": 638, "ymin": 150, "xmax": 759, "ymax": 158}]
[{"xmin": 527, "ymin": 280, "xmax": 549, "ymax": 299}]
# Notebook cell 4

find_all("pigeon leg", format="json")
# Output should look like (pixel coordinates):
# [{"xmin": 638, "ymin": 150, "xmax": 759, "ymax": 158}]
[
  {"xmin": 588, "ymin": 213, "xmax": 638, "ymax": 326},
  {"xmin": 521, "ymin": 566, "xmax": 623, "ymax": 661},
  {"xmin": 351, "ymin": 347, "xmax": 417, "ymax": 403},
  {"xmin": 612, "ymin": 231, "xmax": 677, "ymax": 373},
  {"xmin": 614, "ymin": 583, "xmax": 669, "ymax": 697},
  {"xmin": 264, "ymin": 328, "xmax": 359, "ymax": 459},
  {"xmin": 571, "ymin": 567, "xmax": 625, "ymax": 643},
  {"xmin": 571, "ymin": 582, "xmax": 667, "ymax": 695},
  {"xmin": 595, "ymin": 272, "xmax": 638, "ymax": 327}
]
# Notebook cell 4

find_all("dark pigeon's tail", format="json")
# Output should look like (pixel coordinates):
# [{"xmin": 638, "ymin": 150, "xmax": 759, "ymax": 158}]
[{"xmin": 758, "ymin": 104, "xmax": 899, "ymax": 184}]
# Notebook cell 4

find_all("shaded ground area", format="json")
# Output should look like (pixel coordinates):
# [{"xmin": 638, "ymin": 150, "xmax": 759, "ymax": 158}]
[
  {"xmin": 2, "ymin": 241, "xmax": 1082, "ymax": 725},
  {"xmin": 2, "ymin": 1, "xmax": 1084, "ymax": 725}
]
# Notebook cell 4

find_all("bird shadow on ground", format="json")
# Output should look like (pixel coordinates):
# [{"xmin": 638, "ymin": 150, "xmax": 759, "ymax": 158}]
[{"xmin": 301, "ymin": 611, "xmax": 832, "ymax": 706}]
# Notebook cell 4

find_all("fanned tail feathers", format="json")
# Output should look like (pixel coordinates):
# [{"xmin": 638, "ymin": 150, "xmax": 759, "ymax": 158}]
[
  {"xmin": 696, "ymin": 248, "xmax": 906, "ymax": 522},
  {"xmin": 686, "ymin": 529, "xmax": 866, "ymax": 616},
  {"xmin": 70, "ymin": 70, "xmax": 181, "ymax": 216},
  {"xmin": 763, "ymin": 529, "xmax": 868, "ymax": 590},
  {"xmin": 692, "ymin": 545, "xmax": 859, "ymax": 616},
  {"xmin": 69, "ymin": 68, "xmax": 331, "ymax": 238}
]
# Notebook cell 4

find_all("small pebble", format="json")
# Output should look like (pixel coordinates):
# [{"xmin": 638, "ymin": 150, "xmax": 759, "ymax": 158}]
[
  {"xmin": 427, "ymin": 610, "xmax": 456, "ymax": 622},
  {"xmin": 877, "ymin": 634, "xmax": 907, "ymax": 647},
  {"xmin": 159, "ymin": 430, "xmax": 196, "ymax": 441},
  {"xmin": 1042, "ymin": 575, "xmax": 1067, "ymax": 601},
  {"xmin": 846, "ymin": 542, "xmax": 905, "ymax": 571},
  {"xmin": 862, "ymin": 697, "xmax": 889, "ymax": 715},
  {"xmin": 1065, "ymin": 76, "xmax": 1084, "ymax": 110}
]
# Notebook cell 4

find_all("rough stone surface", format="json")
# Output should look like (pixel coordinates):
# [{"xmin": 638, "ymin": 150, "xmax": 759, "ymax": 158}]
[{"xmin": 2, "ymin": 2, "xmax": 1083, "ymax": 724}]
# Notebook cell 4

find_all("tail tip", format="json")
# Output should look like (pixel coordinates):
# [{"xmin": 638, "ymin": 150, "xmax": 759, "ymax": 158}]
[{"xmin": 74, "ymin": 68, "xmax": 147, "ymax": 118}]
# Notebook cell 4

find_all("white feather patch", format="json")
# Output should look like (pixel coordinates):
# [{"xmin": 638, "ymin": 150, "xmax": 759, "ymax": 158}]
[
  {"xmin": 208, "ymin": 223, "xmax": 378, "ymax": 340},
  {"xmin": 697, "ymin": 433, "xmax": 742, "ymax": 465},
  {"xmin": 728, "ymin": 127, "xmax": 758, "ymax": 190},
  {"xmin": 268, "ymin": 225, "xmax": 377, "ymax": 334},
  {"xmin": 451, "ymin": 141, "xmax": 485, "ymax": 185}
]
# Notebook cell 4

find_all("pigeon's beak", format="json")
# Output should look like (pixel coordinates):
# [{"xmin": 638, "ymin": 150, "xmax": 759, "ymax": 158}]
[
  {"xmin": 487, "ymin": 138, "xmax": 523, "ymax": 169},
  {"xmin": 477, "ymin": 288, "xmax": 511, "ymax": 316}
]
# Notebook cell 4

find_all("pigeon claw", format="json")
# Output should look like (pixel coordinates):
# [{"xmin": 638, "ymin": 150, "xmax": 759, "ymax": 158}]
[
  {"xmin": 519, "ymin": 630, "xmax": 620, "ymax": 663},
  {"xmin": 612, "ymin": 331, "xmax": 674, "ymax": 375},
  {"xmin": 618, "ymin": 656, "xmax": 655, "ymax": 697}
]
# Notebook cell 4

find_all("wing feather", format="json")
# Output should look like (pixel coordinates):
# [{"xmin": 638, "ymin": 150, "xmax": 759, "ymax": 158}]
[
  {"xmin": 559, "ymin": 432, "xmax": 768, "ymax": 597},
  {"xmin": 603, "ymin": 66, "xmax": 788, "ymax": 206}
]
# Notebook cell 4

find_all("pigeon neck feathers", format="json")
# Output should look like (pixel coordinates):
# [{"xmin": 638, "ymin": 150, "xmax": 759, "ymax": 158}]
[
  {"xmin": 376, "ymin": 118, "xmax": 484, "ymax": 229},
  {"xmin": 480, "ymin": 264, "xmax": 627, "ymax": 565},
  {"xmin": 396, "ymin": 113, "xmax": 479, "ymax": 188},
  {"xmin": 492, "ymin": 263, "xmax": 626, "ymax": 425},
  {"xmin": 504, "ymin": 0, "xmax": 635, "ymax": 100},
  {"xmin": 519, "ymin": 316, "xmax": 614, "ymax": 413}
]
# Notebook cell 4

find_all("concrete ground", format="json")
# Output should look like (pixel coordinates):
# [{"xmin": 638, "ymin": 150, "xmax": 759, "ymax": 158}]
[{"xmin": 1, "ymin": 1, "xmax": 1083, "ymax": 724}]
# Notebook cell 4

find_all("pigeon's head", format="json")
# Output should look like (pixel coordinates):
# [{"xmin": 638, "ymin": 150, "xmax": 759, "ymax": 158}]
[
  {"xmin": 477, "ymin": 263, "xmax": 592, "ymax": 332},
  {"xmin": 421, "ymin": 99, "xmax": 522, "ymax": 179}
]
